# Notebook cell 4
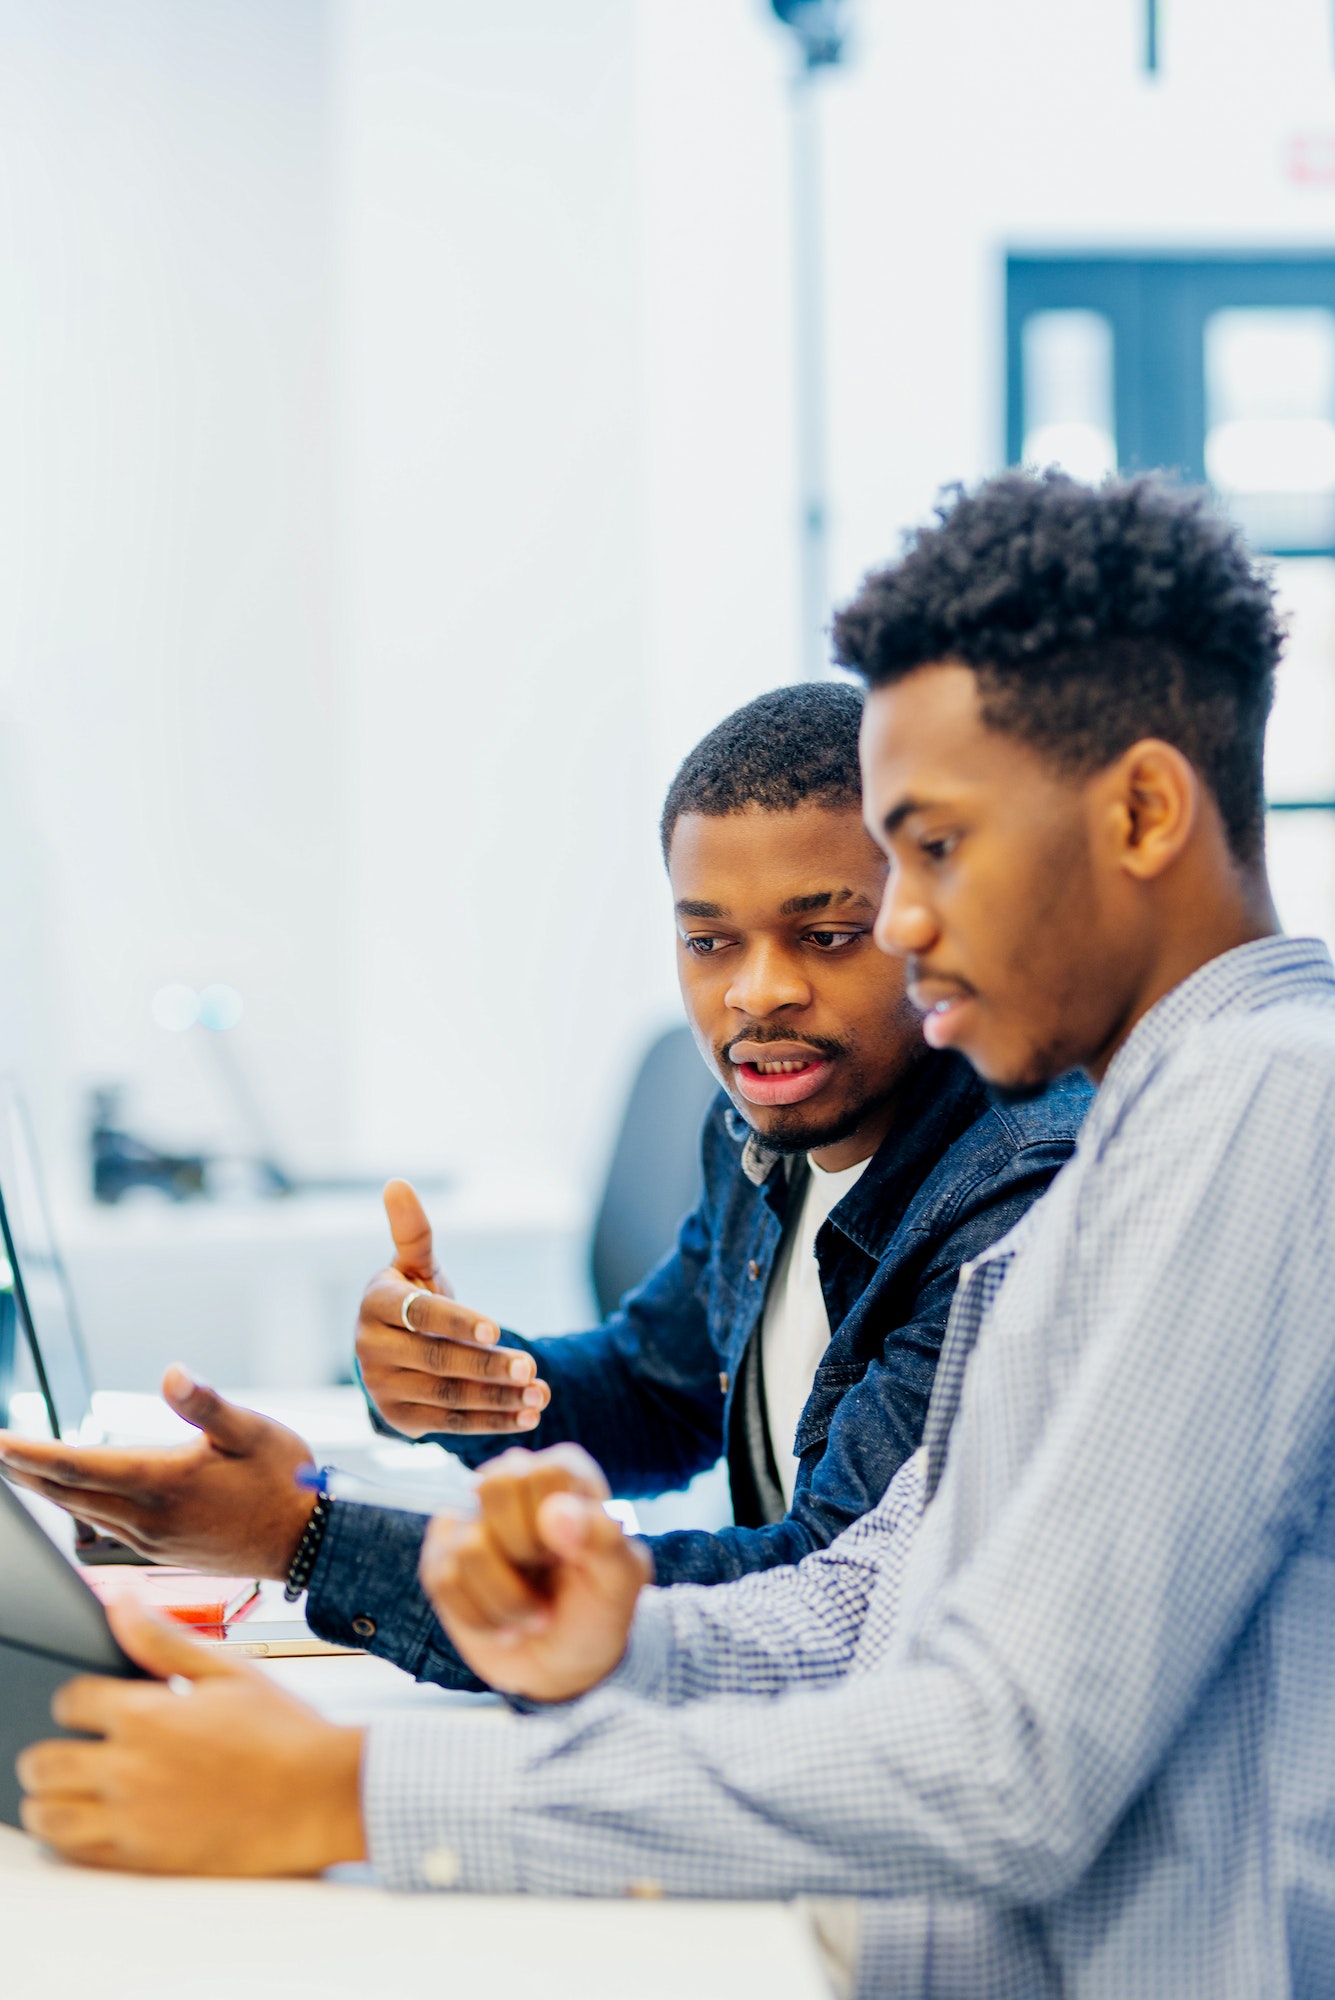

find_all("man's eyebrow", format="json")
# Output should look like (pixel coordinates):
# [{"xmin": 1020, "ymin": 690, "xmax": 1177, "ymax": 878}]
[
  {"xmin": 675, "ymin": 898, "xmax": 727, "ymax": 919},
  {"xmin": 881, "ymin": 798, "xmax": 926, "ymax": 836},
  {"xmin": 778, "ymin": 888, "xmax": 876, "ymax": 916}
]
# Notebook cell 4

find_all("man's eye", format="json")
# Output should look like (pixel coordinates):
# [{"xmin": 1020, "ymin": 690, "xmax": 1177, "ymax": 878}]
[
  {"xmin": 807, "ymin": 930, "xmax": 862, "ymax": 951},
  {"xmin": 684, "ymin": 936, "xmax": 730, "ymax": 956}
]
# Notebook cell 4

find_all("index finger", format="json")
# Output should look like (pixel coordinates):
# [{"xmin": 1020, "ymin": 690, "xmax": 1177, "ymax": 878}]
[
  {"xmin": 50, "ymin": 1673, "xmax": 169, "ymax": 1738},
  {"xmin": 362, "ymin": 1273, "xmax": 499, "ymax": 1348},
  {"xmin": 0, "ymin": 1433, "xmax": 171, "ymax": 1502},
  {"xmin": 477, "ymin": 1445, "xmax": 610, "ymax": 1571}
]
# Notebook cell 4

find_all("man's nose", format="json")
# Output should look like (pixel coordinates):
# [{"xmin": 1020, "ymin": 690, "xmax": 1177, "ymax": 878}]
[
  {"xmin": 874, "ymin": 874, "xmax": 937, "ymax": 959},
  {"xmin": 723, "ymin": 940, "xmax": 811, "ymax": 1017}
]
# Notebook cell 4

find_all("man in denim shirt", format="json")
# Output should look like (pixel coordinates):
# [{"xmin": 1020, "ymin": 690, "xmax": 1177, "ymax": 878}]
[
  {"xmin": 0, "ymin": 688, "xmax": 1085, "ymax": 1710},
  {"xmin": 351, "ymin": 686, "xmax": 1088, "ymax": 1607}
]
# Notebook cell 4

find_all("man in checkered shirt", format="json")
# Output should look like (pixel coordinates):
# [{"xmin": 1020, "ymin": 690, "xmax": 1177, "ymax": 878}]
[{"xmin": 13, "ymin": 471, "xmax": 1335, "ymax": 1999}]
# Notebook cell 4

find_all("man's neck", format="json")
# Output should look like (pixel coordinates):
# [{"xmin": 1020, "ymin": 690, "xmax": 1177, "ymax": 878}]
[{"xmin": 1085, "ymin": 869, "xmax": 1280, "ymax": 1085}]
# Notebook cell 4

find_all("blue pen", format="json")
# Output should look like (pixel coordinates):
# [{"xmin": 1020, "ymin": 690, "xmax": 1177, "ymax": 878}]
[
  {"xmin": 295, "ymin": 1463, "xmax": 480, "ymax": 1517},
  {"xmin": 295, "ymin": 1464, "xmax": 642, "ymax": 1534}
]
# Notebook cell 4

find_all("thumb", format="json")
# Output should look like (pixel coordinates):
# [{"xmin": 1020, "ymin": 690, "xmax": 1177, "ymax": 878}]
[
  {"xmin": 537, "ymin": 1493, "xmax": 650, "ymax": 1583},
  {"xmin": 383, "ymin": 1178, "xmax": 440, "ymax": 1286},
  {"xmin": 161, "ymin": 1365, "xmax": 271, "ymax": 1457},
  {"xmin": 105, "ymin": 1598, "xmax": 243, "ymax": 1684}
]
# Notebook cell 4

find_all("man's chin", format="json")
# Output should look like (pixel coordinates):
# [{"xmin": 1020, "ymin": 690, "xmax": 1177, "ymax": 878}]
[
  {"xmin": 734, "ymin": 1097, "xmax": 869, "ymax": 1157},
  {"xmin": 971, "ymin": 1039, "xmax": 1077, "ymax": 1104}
]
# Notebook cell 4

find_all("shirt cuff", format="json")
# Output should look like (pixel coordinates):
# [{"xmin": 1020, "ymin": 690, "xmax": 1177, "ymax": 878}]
[
  {"xmin": 363, "ymin": 1710, "xmax": 525, "ymax": 1893},
  {"xmin": 304, "ymin": 1500, "xmax": 440, "ymax": 1672}
]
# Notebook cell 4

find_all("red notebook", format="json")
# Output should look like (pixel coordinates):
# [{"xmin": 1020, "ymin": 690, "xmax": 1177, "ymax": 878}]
[{"xmin": 85, "ymin": 1569, "xmax": 261, "ymax": 1627}]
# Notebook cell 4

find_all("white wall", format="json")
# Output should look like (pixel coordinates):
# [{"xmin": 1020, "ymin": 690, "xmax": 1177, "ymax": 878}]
[
  {"xmin": 4, "ymin": 0, "xmax": 1335, "ymax": 1243},
  {"xmin": 335, "ymin": 0, "xmax": 667, "ymax": 1193},
  {"xmin": 0, "ymin": 0, "xmax": 344, "ymax": 1188}
]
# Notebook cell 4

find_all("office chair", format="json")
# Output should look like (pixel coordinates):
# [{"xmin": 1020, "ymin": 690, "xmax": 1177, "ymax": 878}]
[{"xmin": 589, "ymin": 1025, "xmax": 721, "ymax": 1319}]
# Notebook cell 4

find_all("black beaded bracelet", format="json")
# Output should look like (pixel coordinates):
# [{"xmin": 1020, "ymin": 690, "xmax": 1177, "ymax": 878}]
[{"xmin": 285, "ymin": 1489, "xmax": 334, "ymax": 1602}]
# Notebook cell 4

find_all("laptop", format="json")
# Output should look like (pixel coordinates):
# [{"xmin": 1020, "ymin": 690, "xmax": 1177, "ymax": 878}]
[
  {"xmin": 0, "ymin": 1083, "xmax": 99, "ymax": 1447},
  {"xmin": 0, "ymin": 1085, "xmax": 366, "ymax": 1658}
]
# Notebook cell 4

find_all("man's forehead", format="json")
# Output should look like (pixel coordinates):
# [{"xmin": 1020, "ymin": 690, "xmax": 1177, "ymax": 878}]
[
  {"xmin": 667, "ymin": 805, "xmax": 884, "ymax": 915},
  {"xmin": 860, "ymin": 668, "xmax": 1001, "ymax": 812},
  {"xmin": 669, "ymin": 803, "xmax": 876, "ymax": 865},
  {"xmin": 860, "ymin": 663, "xmax": 983, "ymax": 756}
]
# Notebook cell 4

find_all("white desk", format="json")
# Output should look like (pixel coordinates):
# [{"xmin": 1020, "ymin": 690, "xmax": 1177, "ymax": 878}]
[
  {"xmin": 56, "ymin": 1175, "xmax": 595, "ymax": 1392},
  {"xmin": 0, "ymin": 1647, "xmax": 833, "ymax": 2000},
  {"xmin": 0, "ymin": 1830, "xmax": 831, "ymax": 2000}
]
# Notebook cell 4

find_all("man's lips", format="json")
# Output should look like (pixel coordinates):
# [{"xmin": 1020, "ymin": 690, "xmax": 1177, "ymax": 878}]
[
  {"xmin": 909, "ymin": 979, "xmax": 977, "ymax": 1052},
  {"xmin": 728, "ymin": 1041, "xmax": 837, "ymax": 1108}
]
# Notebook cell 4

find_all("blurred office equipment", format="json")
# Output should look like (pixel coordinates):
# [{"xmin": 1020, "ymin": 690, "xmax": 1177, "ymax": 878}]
[
  {"xmin": 589, "ymin": 1025, "xmax": 720, "ymax": 1318},
  {"xmin": 91, "ymin": 983, "xmax": 447, "ymax": 1206},
  {"xmin": 1008, "ymin": 252, "xmax": 1335, "ymax": 948},
  {"xmin": 89, "ymin": 1090, "xmax": 207, "ymax": 1206}
]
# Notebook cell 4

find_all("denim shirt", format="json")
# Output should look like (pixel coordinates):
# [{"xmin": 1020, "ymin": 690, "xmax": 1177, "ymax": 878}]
[{"xmin": 313, "ymin": 1054, "xmax": 1090, "ymax": 1684}]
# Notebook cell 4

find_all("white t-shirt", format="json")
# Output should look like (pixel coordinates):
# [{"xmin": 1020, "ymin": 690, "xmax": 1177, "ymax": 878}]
[{"xmin": 761, "ymin": 1151, "xmax": 871, "ymax": 1507}]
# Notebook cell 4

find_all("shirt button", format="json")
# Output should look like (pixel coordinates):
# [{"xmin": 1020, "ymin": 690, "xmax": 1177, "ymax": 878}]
[
  {"xmin": 747, "ymin": 1259, "xmax": 760, "ymax": 1281},
  {"xmin": 351, "ymin": 1614, "xmax": 376, "ymax": 1639},
  {"xmin": 421, "ymin": 1845, "xmax": 461, "ymax": 1888},
  {"xmin": 625, "ymin": 1878, "xmax": 664, "ymax": 1899},
  {"xmin": 718, "ymin": 1371, "xmax": 730, "ymax": 1395}
]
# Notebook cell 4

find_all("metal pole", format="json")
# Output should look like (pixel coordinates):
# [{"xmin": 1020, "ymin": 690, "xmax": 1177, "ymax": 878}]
[{"xmin": 790, "ymin": 60, "xmax": 830, "ymax": 681}]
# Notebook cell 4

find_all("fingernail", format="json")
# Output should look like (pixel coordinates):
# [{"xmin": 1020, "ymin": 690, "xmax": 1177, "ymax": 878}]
[
  {"xmin": 508, "ymin": 1356, "xmax": 534, "ymax": 1383},
  {"xmin": 522, "ymin": 1386, "xmax": 543, "ymax": 1407},
  {"xmin": 517, "ymin": 1409, "xmax": 539, "ymax": 1429},
  {"xmin": 476, "ymin": 1322, "xmax": 498, "ymax": 1345}
]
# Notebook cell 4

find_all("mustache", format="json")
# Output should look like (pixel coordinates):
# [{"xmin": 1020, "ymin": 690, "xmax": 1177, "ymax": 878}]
[
  {"xmin": 721, "ymin": 1030, "xmax": 848, "ymax": 1066},
  {"xmin": 906, "ymin": 957, "xmax": 977, "ymax": 1008}
]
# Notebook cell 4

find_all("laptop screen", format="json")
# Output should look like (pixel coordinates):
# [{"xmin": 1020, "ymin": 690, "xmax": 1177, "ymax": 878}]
[{"xmin": 0, "ymin": 1087, "xmax": 96, "ymax": 1441}]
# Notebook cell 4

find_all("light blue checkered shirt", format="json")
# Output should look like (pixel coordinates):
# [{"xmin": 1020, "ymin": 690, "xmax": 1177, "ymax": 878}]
[{"xmin": 364, "ymin": 937, "xmax": 1335, "ymax": 1999}]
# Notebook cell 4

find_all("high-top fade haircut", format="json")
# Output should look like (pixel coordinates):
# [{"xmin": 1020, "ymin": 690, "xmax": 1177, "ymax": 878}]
[
  {"xmin": 831, "ymin": 469, "xmax": 1283, "ymax": 864},
  {"xmin": 660, "ymin": 681, "xmax": 865, "ymax": 859}
]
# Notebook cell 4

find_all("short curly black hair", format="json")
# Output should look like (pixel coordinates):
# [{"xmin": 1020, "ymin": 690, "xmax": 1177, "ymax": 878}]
[
  {"xmin": 832, "ymin": 470, "xmax": 1282, "ymax": 862},
  {"xmin": 660, "ymin": 682, "xmax": 864, "ymax": 858}
]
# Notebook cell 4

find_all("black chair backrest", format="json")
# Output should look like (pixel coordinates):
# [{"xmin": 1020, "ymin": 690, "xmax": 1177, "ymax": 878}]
[{"xmin": 589, "ymin": 1025, "xmax": 721, "ymax": 1320}]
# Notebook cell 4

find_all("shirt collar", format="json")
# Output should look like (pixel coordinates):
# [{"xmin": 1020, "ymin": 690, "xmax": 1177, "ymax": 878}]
[
  {"xmin": 728, "ymin": 1108, "xmax": 778, "ymax": 1189},
  {"xmin": 727, "ymin": 1051, "xmax": 990, "ymax": 1255},
  {"xmin": 1091, "ymin": 933, "xmax": 1335, "ymax": 1137}
]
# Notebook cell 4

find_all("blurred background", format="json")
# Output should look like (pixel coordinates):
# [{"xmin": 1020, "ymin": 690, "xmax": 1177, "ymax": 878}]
[{"xmin": 1, "ymin": 0, "xmax": 1333, "ymax": 1396}]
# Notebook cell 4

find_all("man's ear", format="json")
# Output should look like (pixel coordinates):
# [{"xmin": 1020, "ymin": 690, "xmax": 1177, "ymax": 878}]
[{"xmin": 1096, "ymin": 739, "xmax": 1199, "ymax": 884}]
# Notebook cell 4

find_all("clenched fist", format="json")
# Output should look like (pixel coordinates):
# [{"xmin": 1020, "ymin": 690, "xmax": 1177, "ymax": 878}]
[{"xmin": 419, "ymin": 1444, "xmax": 653, "ymax": 1703}]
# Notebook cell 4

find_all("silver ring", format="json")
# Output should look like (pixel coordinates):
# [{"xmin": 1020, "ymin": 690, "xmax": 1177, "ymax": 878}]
[{"xmin": 401, "ymin": 1288, "xmax": 430, "ymax": 1333}]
